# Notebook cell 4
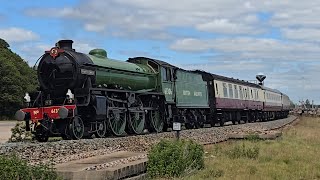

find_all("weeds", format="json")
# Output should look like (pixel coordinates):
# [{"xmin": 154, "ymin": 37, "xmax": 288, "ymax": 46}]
[
  {"xmin": 226, "ymin": 143, "xmax": 260, "ymax": 159},
  {"xmin": 200, "ymin": 168, "xmax": 224, "ymax": 179}
]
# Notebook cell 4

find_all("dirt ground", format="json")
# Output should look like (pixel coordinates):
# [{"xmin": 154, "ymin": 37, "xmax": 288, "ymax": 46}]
[{"xmin": 0, "ymin": 121, "xmax": 16, "ymax": 143}]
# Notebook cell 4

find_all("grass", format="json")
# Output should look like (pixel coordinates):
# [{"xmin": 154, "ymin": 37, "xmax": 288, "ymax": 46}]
[{"xmin": 177, "ymin": 117, "xmax": 320, "ymax": 180}]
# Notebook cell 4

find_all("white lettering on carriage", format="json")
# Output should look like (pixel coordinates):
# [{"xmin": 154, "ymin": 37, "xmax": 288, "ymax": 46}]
[
  {"xmin": 183, "ymin": 90, "xmax": 191, "ymax": 96},
  {"xmin": 194, "ymin": 91, "xmax": 202, "ymax": 96},
  {"xmin": 164, "ymin": 88, "xmax": 172, "ymax": 95}
]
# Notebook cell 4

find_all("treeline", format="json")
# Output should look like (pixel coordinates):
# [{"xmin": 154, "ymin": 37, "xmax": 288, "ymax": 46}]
[{"xmin": 0, "ymin": 38, "xmax": 38, "ymax": 119}]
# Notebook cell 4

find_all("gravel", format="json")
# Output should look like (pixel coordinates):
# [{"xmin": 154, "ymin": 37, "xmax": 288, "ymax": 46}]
[{"xmin": 0, "ymin": 116, "xmax": 297, "ymax": 165}]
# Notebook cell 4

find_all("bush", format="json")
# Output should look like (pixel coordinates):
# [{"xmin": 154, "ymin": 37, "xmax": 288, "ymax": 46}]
[
  {"xmin": 147, "ymin": 139, "xmax": 204, "ymax": 178},
  {"xmin": 226, "ymin": 143, "xmax": 260, "ymax": 159},
  {"xmin": 9, "ymin": 122, "xmax": 33, "ymax": 142},
  {"xmin": 0, "ymin": 154, "xmax": 60, "ymax": 180}
]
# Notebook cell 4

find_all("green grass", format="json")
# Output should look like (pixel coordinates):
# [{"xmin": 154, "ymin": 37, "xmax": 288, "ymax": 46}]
[{"xmin": 178, "ymin": 117, "xmax": 320, "ymax": 180}]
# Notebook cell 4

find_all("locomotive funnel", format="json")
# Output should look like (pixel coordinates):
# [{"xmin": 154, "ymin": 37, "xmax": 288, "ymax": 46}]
[{"xmin": 57, "ymin": 40, "xmax": 74, "ymax": 50}]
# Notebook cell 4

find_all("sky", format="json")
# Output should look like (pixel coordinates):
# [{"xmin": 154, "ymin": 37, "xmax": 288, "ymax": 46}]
[{"xmin": 0, "ymin": 0, "xmax": 319, "ymax": 104}]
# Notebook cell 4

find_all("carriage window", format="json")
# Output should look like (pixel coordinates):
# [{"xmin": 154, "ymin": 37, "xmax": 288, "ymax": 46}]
[
  {"xmin": 239, "ymin": 86, "xmax": 243, "ymax": 99},
  {"xmin": 244, "ymin": 89, "xmax": 247, "ymax": 99},
  {"xmin": 161, "ymin": 67, "xmax": 172, "ymax": 81},
  {"xmin": 223, "ymin": 83, "xmax": 228, "ymax": 97},
  {"xmin": 228, "ymin": 84, "xmax": 233, "ymax": 98},
  {"xmin": 215, "ymin": 83, "xmax": 218, "ymax": 94},
  {"xmin": 234, "ymin": 85, "xmax": 238, "ymax": 98}
]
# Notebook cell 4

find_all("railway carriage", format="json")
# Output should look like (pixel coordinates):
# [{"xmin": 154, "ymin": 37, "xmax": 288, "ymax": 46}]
[
  {"xmin": 212, "ymin": 75, "xmax": 264, "ymax": 125},
  {"xmin": 282, "ymin": 94, "xmax": 291, "ymax": 115},
  {"xmin": 15, "ymin": 40, "xmax": 292, "ymax": 142},
  {"xmin": 262, "ymin": 87, "xmax": 283, "ymax": 120}
]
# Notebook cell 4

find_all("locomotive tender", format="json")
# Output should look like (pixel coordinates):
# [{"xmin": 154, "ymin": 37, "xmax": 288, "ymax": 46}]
[{"xmin": 15, "ymin": 40, "xmax": 291, "ymax": 142}]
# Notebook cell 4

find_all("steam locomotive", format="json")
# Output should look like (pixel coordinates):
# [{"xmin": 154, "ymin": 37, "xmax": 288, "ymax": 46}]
[{"xmin": 15, "ymin": 40, "xmax": 291, "ymax": 142}]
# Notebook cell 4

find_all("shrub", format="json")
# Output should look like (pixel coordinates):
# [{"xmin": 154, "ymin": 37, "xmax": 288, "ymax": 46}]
[
  {"xmin": 147, "ymin": 139, "xmax": 204, "ymax": 178},
  {"xmin": 226, "ymin": 143, "xmax": 260, "ymax": 159},
  {"xmin": 9, "ymin": 122, "xmax": 33, "ymax": 142},
  {"xmin": 0, "ymin": 154, "xmax": 60, "ymax": 180}
]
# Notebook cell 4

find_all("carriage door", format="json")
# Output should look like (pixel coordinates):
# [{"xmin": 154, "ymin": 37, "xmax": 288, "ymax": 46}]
[{"xmin": 161, "ymin": 67, "xmax": 174, "ymax": 103}]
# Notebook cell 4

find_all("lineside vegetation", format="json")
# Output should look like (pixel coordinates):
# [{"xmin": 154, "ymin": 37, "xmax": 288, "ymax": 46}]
[
  {"xmin": 0, "ymin": 154, "xmax": 61, "ymax": 180},
  {"xmin": 181, "ymin": 117, "xmax": 320, "ymax": 180}
]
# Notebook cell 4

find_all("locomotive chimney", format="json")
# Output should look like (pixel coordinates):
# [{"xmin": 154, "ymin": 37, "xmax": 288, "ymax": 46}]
[
  {"xmin": 57, "ymin": 40, "xmax": 74, "ymax": 50},
  {"xmin": 256, "ymin": 73, "xmax": 266, "ymax": 85}
]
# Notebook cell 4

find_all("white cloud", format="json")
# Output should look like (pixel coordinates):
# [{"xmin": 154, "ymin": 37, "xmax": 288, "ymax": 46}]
[
  {"xmin": 281, "ymin": 28, "xmax": 320, "ymax": 42},
  {"xmin": 23, "ymin": 0, "xmax": 320, "ymax": 38},
  {"xmin": 0, "ymin": 27, "xmax": 39, "ymax": 42},
  {"xmin": 24, "ymin": 0, "xmax": 262, "ymax": 38},
  {"xmin": 15, "ymin": 40, "xmax": 96, "ymax": 65},
  {"xmin": 195, "ymin": 19, "xmax": 262, "ymax": 34},
  {"xmin": 170, "ymin": 37, "xmax": 320, "ymax": 61},
  {"xmin": 73, "ymin": 42, "xmax": 96, "ymax": 54}
]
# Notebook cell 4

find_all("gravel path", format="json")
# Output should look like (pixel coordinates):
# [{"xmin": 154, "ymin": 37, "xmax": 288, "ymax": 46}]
[{"xmin": 0, "ymin": 116, "xmax": 296, "ymax": 165}]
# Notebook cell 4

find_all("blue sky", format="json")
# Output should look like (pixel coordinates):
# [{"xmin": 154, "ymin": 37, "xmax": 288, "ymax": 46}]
[{"xmin": 1, "ymin": 0, "xmax": 320, "ymax": 104}]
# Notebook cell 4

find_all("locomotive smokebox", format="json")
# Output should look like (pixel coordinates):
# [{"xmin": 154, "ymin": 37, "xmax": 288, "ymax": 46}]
[
  {"xmin": 256, "ymin": 74, "xmax": 266, "ymax": 85},
  {"xmin": 57, "ymin": 40, "xmax": 74, "ymax": 50}
]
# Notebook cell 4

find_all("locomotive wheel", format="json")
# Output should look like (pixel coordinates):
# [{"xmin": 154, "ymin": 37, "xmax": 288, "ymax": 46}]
[
  {"xmin": 148, "ymin": 100, "xmax": 164, "ymax": 133},
  {"xmin": 149, "ymin": 110, "xmax": 164, "ymax": 132},
  {"xmin": 195, "ymin": 111, "xmax": 204, "ymax": 128},
  {"xmin": 185, "ymin": 123, "xmax": 194, "ymax": 129},
  {"xmin": 127, "ymin": 111, "xmax": 145, "ymax": 134},
  {"xmin": 108, "ymin": 110, "xmax": 126, "ymax": 136},
  {"xmin": 35, "ymin": 134, "xmax": 49, "ymax": 142},
  {"xmin": 70, "ymin": 116, "xmax": 84, "ymax": 140},
  {"xmin": 95, "ymin": 121, "xmax": 107, "ymax": 138},
  {"xmin": 35, "ymin": 122, "xmax": 49, "ymax": 142},
  {"xmin": 127, "ymin": 98, "xmax": 145, "ymax": 134},
  {"xmin": 220, "ymin": 113, "xmax": 226, "ymax": 126},
  {"xmin": 232, "ymin": 112, "xmax": 236, "ymax": 125},
  {"xmin": 35, "ymin": 125, "xmax": 49, "ymax": 142},
  {"xmin": 236, "ymin": 112, "xmax": 241, "ymax": 124},
  {"xmin": 219, "ymin": 119, "xmax": 225, "ymax": 126}
]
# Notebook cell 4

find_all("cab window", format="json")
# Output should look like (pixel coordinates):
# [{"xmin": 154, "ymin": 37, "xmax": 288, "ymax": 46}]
[{"xmin": 161, "ymin": 67, "xmax": 172, "ymax": 81}]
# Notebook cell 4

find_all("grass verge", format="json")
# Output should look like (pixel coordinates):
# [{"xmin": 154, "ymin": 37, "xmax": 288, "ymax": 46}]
[{"xmin": 179, "ymin": 117, "xmax": 320, "ymax": 180}]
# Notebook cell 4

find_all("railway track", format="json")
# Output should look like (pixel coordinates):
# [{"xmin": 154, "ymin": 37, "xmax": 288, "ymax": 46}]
[{"xmin": 0, "ymin": 116, "xmax": 297, "ymax": 166}]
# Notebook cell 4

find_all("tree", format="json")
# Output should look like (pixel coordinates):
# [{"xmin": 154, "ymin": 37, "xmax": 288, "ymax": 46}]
[
  {"xmin": 0, "ymin": 38, "xmax": 38, "ymax": 119},
  {"xmin": 0, "ymin": 39, "xmax": 9, "ymax": 48},
  {"xmin": 305, "ymin": 99, "xmax": 311, "ymax": 109}
]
